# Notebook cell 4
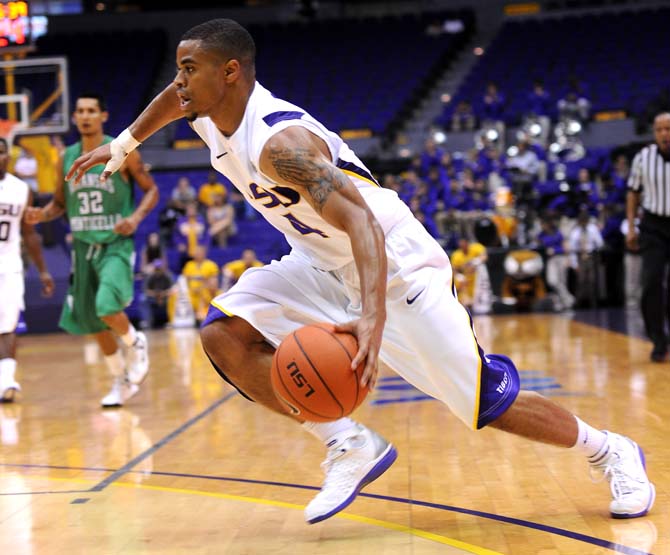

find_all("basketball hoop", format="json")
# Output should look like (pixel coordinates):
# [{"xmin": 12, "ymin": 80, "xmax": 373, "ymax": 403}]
[{"xmin": 0, "ymin": 119, "xmax": 25, "ymax": 148}]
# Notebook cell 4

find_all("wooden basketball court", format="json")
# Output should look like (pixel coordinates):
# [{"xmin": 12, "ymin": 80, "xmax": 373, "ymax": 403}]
[{"xmin": 1, "ymin": 311, "xmax": 667, "ymax": 554}]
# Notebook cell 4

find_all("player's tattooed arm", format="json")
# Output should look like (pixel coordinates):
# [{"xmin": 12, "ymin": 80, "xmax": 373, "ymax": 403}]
[
  {"xmin": 260, "ymin": 126, "xmax": 387, "ymax": 390},
  {"xmin": 266, "ymin": 145, "xmax": 349, "ymax": 213}
]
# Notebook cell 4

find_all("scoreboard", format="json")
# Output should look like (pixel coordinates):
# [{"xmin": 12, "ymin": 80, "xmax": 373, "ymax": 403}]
[{"xmin": 0, "ymin": 1, "xmax": 33, "ymax": 53}]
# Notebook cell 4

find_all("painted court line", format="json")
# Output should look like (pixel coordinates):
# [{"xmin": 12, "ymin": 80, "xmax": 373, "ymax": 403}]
[
  {"xmin": 1, "ymin": 463, "xmax": 651, "ymax": 555},
  {"xmin": 88, "ymin": 391, "xmax": 237, "ymax": 492}
]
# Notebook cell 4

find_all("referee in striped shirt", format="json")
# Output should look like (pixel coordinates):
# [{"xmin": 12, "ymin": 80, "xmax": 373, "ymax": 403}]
[{"xmin": 626, "ymin": 112, "xmax": 670, "ymax": 362}]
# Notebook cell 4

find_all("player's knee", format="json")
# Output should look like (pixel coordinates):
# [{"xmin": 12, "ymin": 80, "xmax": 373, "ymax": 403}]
[{"xmin": 200, "ymin": 317, "xmax": 261, "ymax": 376}]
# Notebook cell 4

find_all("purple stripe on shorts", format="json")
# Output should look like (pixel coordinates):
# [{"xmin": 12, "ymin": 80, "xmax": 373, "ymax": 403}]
[
  {"xmin": 201, "ymin": 304, "xmax": 230, "ymax": 328},
  {"xmin": 476, "ymin": 353, "xmax": 521, "ymax": 429}
]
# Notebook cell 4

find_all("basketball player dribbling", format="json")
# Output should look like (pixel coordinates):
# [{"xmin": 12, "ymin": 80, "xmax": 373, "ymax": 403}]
[
  {"xmin": 25, "ymin": 93, "xmax": 159, "ymax": 408},
  {"xmin": 0, "ymin": 137, "xmax": 54, "ymax": 401},
  {"xmin": 67, "ymin": 19, "xmax": 655, "ymax": 523}
]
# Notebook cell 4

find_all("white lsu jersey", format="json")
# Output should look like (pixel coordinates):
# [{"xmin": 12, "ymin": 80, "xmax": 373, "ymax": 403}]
[
  {"xmin": 191, "ymin": 81, "xmax": 411, "ymax": 270},
  {"xmin": 0, "ymin": 172, "xmax": 29, "ymax": 274}
]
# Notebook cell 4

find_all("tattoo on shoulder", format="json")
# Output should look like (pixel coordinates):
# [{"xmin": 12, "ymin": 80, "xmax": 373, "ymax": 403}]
[{"xmin": 268, "ymin": 145, "xmax": 348, "ymax": 211}]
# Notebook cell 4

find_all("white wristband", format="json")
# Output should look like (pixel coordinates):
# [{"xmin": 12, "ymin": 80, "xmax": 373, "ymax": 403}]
[
  {"xmin": 115, "ymin": 128, "xmax": 141, "ymax": 155},
  {"xmin": 104, "ymin": 129, "xmax": 141, "ymax": 177}
]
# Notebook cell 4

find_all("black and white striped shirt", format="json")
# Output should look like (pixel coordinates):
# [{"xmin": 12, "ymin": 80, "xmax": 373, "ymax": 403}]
[{"xmin": 628, "ymin": 144, "xmax": 670, "ymax": 216}]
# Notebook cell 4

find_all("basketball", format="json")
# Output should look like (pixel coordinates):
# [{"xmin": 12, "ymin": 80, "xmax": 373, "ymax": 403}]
[{"xmin": 271, "ymin": 323, "xmax": 369, "ymax": 422}]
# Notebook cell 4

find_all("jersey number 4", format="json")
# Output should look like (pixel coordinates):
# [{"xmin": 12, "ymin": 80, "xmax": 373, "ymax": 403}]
[
  {"xmin": 77, "ymin": 190, "xmax": 104, "ymax": 215},
  {"xmin": 248, "ymin": 183, "xmax": 328, "ymax": 238}
]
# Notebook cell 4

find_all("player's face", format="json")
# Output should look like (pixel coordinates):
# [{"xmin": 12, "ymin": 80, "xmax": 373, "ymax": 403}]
[
  {"xmin": 174, "ymin": 40, "xmax": 228, "ymax": 122},
  {"xmin": 73, "ymin": 98, "xmax": 108, "ymax": 136},
  {"xmin": 653, "ymin": 115, "xmax": 670, "ymax": 152}
]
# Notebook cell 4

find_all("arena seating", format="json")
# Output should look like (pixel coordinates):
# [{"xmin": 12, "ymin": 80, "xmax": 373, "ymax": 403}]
[
  {"xmin": 32, "ymin": 29, "xmax": 167, "ymax": 142},
  {"xmin": 173, "ymin": 10, "xmax": 475, "ymax": 144},
  {"xmin": 438, "ymin": 7, "xmax": 670, "ymax": 127}
]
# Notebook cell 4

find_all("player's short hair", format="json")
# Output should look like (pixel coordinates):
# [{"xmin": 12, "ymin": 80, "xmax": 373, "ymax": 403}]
[
  {"xmin": 182, "ymin": 18, "xmax": 256, "ymax": 73},
  {"xmin": 76, "ymin": 92, "xmax": 107, "ymax": 112},
  {"xmin": 0, "ymin": 138, "xmax": 7, "ymax": 149}
]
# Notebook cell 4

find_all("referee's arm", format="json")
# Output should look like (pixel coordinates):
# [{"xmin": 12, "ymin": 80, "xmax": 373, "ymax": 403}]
[{"xmin": 626, "ymin": 151, "xmax": 642, "ymax": 251}]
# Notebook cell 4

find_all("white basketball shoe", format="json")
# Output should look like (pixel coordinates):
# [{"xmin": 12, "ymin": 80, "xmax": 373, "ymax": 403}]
[
  {"xmin": 127, "ymin": 331, "xmax": 149, "ymax": 385},
  {"xmin": 590, "ymin": 432, "xmax": 656, "ymax": 518},
  {"xmin": 100, "ymin": 377, "xmax": 139, "ymax": 408},
  {"xmin": 0, "ymin": 379, "xmax": 20, "ymax": 403},
  {"xmin": 305, "ymin": 424, "xmax": 397, "ymax": 524}
]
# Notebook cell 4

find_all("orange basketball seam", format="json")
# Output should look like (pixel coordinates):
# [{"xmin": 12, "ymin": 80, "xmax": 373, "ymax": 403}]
[{"xmin": 294, "ymin": 329, "xmax": 346, "ymax": 417}]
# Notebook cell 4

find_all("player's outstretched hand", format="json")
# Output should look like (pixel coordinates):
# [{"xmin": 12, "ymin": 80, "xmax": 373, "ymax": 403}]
[
  {"xmin": 24, "ymin": 206, "xmax": 45, "ymax": 224},
  {"xmin": 114, "ymin": 215, "xmax": 139, "ymax": 236},
  {"xmin": 65, "ymin": 143, "xmax": 113, "ymax": 184},
  {"xmin": 39, "ymin": 271, "xmax": 55, "ymax": 298},
  {"xmin": 334, "ymin": 313, "xmax": 384, "ymax": 391}
]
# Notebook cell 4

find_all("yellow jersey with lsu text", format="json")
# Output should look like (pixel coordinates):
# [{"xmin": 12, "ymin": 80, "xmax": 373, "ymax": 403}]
[{"xmin": 190, "ymin": 81, "xmax": 411, "ymax": 271}]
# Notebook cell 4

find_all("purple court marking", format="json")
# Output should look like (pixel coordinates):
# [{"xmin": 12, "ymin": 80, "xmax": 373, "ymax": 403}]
[
  {"xmin": 88, "ymin": 391, "xmax": 237, "ymax": 492},
  {"xmin": 1, "ymin": 463, "xmax": 649, "ymax": 554},
  {"xmin": 70, "ymin": 498, "xmax": 90, "ymax": 504}
]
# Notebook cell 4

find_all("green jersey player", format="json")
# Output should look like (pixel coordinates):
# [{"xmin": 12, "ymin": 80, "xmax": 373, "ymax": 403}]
[{"xmin": 26, "ymin": 93, "xmax": 158, "ymax": 407}]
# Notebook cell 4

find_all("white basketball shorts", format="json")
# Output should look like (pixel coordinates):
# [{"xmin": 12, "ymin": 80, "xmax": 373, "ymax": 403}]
[
  {"xmin": 204, "ymin": 215, "xmax": 519, "ymax": 429},
  {"xmin": 0, "ymin": 272, "xmax": 25, "ymax": 334}
]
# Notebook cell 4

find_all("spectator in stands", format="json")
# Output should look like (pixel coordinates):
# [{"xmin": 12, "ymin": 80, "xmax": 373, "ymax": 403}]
[
  {"xmin": 568, "ymin": 210, "xmax": 604, "ymax": 307},
  {"xmin": 557, "ymin": 77, "xmax": 591, "ymax": 124},
  {"xmin": 451, "ymin": 236, "xmax": 488, "ymax": 311},
  {"xmin": 140, "ymin": 232, "xmax": 168, "ymax": 276},
  {"xmin": 181, "ymin": 244, "xmax": 220, "ymax": 324},
  {"xmin": 611, "ymin": 154, "xmax": 630, "ymax": 191},
  {"xmin": 140, "ymin": 259, "xmax": 174, "ymax": 329},
  {"xmin": 420, "ymin": 138, "xmax": 445, "ymax": 175},
  {"xmin": 557, "ymin": 91, "xmax": 591, "ymax": 125},
  {"xmin": 171, "ymin": 176, "xmax": 197, "ymax": 212},
  {"xmin": 451, "ymin": 100, "xmax": 476, "ymax": 132},
  {"xmin": 574, "ymin": 168, "xmax": 600, "ymax": 216},
  {"xmin": 158, "ymin": 200, "xmax": 183, "ymax": 248},
  {"xmin": 528, "ymin": 79, "xmax": 552, "ymax": 119},
  {"xmin": 424, "ymin": 165, "xmax": 449, "ymax": 200},
  {"xmin": 221, "ymin": 248, "xmax": 264, "ymax": 292},
  {"xmin": 537, "ymin": 218, "xmax": 575, "ymax": 310},
  {"xmin": 198, "ymin": 170, "xmax": 228, "ymax": 210},
  {"xmin": 526, "ymin": 80, "xmax": 552, "ymax": 144},
  {"xmin": 481, "ymin": 81, "xmax": 506, "ymax": 148},
  {"xmin": 175, "ymin": 201, "xmax": 207, "ymax": 270},
  {"xmin": 506, "ymin": 137, "xmax": 540, "ymax": 207},
  {"xmin": 207, "ymin": 192, "xmax": 236, "ymax": 247},
  {"xmin": 482, "ymin": 81, "xmax": 506, "ymax": 124}
]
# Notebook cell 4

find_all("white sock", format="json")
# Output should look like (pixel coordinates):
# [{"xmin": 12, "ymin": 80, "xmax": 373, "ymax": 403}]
[
  {"xmin": 0, "ymin": 358, "xmax": 17, "ymax": 382},
  {"xmin": 302, "ymin": 418, "xmax": 358, "ymax": 446},
  {"xmin": 104, "ymin": 351, "xmax": 125, "ymax": 378},
  {"xmin": 572, "ymin": 416, "xmax": 608, "ymax": 459},
  {"xmin": 120, "ymin": 325, "xmax": 138, "ymax": 347}
]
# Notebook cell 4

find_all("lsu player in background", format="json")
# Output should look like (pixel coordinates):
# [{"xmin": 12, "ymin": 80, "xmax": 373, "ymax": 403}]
[
  {"xmin": 0, "ymin": 137, "xmax": 54, "ymax": 401},
  {"xmin": 68, "ymin": 19, "xmax": 655, "ymax": 523},
  {"xmin": 26, "ymin": 93, "xmax": 159, "ymax": 408}
]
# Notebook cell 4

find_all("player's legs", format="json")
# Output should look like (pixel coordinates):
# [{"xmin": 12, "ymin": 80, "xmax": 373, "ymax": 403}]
[
  {"xmin": 380, "ymin": 216, "xmax": 654, "ymax": 518},
  {"xmin": 201, "ymin": 253, "xmax": 396, "ymax": 523},
  {"xmin": 94, "ymin": 239, "xmax": 149, "ymax": 386},
  {"xmin": 0, "ymin": 273, "xmax": 24, "ymax": 402},
  {"xmin": 200, "ymin": 316, "xmax": 292, "ymax": 415}
]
